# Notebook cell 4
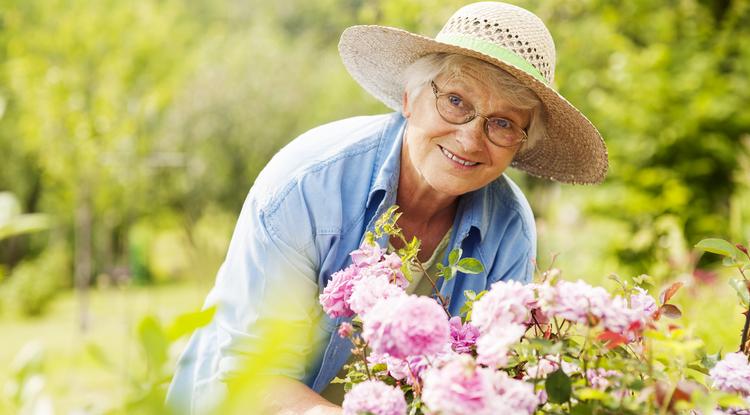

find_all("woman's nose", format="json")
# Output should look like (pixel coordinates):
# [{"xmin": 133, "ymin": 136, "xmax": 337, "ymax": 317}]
[{"xmin": 454, "ymin": 117, "xmax": 486, "ymax": 152}]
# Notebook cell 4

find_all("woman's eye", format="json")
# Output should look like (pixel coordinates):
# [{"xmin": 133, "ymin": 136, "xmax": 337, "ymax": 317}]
[
  {"xmin": 490, "ymin": 118, "xmax": 512, "ymax": 129},
  {"xmin": 448, "ymin": 95, "xmax": 463, "ymax": 107}
]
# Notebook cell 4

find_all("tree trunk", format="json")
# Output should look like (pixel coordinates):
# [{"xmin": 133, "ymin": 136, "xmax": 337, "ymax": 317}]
[{"xmin": 74, "ymin": 188, "xmax": 93, "ymax": 332}]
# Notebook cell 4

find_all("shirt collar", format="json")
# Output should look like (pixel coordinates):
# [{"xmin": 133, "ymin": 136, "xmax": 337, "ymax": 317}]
[
  {"xmin": 454, "ymin": 184, "xmax": 492, "ymax": 243},
  {"xmin": 366, "ymin": 113, "xmax": 406, "ymax": 211}
]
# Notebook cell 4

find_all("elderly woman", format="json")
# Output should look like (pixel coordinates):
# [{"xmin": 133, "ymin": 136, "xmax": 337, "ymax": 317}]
[{"xmin": 168, "ymin": 2, "xmax": 607, "ymax": 414}]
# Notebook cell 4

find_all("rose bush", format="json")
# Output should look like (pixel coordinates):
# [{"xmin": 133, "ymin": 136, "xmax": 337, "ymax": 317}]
[{"xmin": 320, "ymin": 209, "xmax": 750, "ymax": 414}]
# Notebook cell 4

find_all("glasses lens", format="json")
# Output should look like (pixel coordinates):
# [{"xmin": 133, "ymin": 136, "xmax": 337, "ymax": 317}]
[
  {"xmin": 486, "ymin": 117, "xmax": 525, "ymax": 147},
  {"xmin": 436, "ymin": 94, "xmax": 474, "ymax": 124}
]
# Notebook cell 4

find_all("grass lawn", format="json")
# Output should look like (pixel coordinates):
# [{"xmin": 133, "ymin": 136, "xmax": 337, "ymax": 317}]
[{"xmin": 0, "ymin": 280, "xmax": 212, "ymax": 414}]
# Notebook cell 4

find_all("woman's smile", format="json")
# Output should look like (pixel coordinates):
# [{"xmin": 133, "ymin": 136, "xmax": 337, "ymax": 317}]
[{"xmin": 439, "ymin": 145, "xmax": 479, "ymax": 168}]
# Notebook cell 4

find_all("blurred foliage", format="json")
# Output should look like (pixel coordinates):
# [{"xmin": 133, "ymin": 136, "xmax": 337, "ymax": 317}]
[
  {"xmin": 530, "ymin": 0, "xmax": 750, "ymax": 279},
  {"xmin": 1, "ymin": 0, "xmax": 747, "ymax": 291},
  {"xmin": 127, "ymin": 204, "xmax": 234, "ymax": 285},
  {"xmin": 0, "ymin": 0, "xmax": 749, "ymax": 410},
  {"xmin": 0, "ymin": 192, "xmax": 50, "ymax": 242},
  {"xmin": 1, "ymin": 242, "xmax": 69, "ymax": 317},
  {"xmin": 87, "ymin": 306, "xmax": 215, "ymax": 414},
  {"xmin": 1, "ymin": 302, "xmax": 215, "ymax": 414},
  {"xmin": 2, "ymin": 342, "xmax": 53, "ymax": 415}
]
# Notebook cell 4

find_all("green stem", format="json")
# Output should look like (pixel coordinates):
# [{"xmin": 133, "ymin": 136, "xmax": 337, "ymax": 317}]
[
  {"xmin": 741, "ymin": 306, "xmax": 750, "ymax": 354},
  {"xmin": 737, "ymin": 265, "xmax": 750, "ymax": 353},
  {"xmin": 362, "ymin": 342, "xmax": 373, "ymax": 381},
  {"xmin": 553, "ymin": 317, "xmax": 563, "ymax": 338},
  {"xmin": 405, "ymin": 234, "xmax": 451, "ymax": 317}
]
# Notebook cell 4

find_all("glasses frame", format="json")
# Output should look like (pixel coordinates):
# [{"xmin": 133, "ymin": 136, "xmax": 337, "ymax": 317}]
[{"xmin": 430, "ymin": 81, "xmax": 528, "ymax": 148}]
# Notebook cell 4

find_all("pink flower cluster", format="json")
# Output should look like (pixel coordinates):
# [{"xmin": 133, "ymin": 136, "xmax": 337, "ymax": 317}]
[
  {"xmin": 422, "ymin": 354, "xmax": 538, "ymax": 415},
  {"xmin": 710, "ymin": 352, "xmax": 750, "ymax": 397},
  {"xmin": 630, "ymin": 287, "xmax": 658, "ymax": 316},
  {"xmin": 493, "ymin": 371, "xmax": 540, "ymax": 414},
  {"xmin": 349, "ymin": 274, "xmax": 405, "ymax": 316},
  {"xmin": 325, "ymin": 242, "xmax": 664, "ymax": 414},
  {"xmin": 363, "ymin": 295, "xmax": 450, "ymax": 359},
  {"xmin": 319, "ymin": 265, "xmax": 359, "ymax": 318},
  {"xmin": 449, "ymin": 316, "xmax": 480, "ymax": 354},
  {"xmin": 538, "ymin": 280, "xmax": 657, "ymax": 339},
  {"xmin": 475, "ymin": 323, "xmax": 526, "ymax": 368},
  {"xmin": 319, "ymin": 242, "xmax": 407, "ymax": 318},
  {"xmin": 342, "ymin": 380, "xmax": 407, "ymax": 415},
  {"xmin": 471, "ymin": 280, "xmax": 535, "ymax": 330},
  {"xmin": 539, "ymin": 280, "xmax": 611, "ymax": 324},
  {"xmin": 523, "ymin": 355, "xmax": 579, "ymax": 380},
  {"xmin": 370, "ymin": 352, "xmax": 456, "ymax": 386},
  {"xmin": 586, "ymin": 368, "xmax": 621, "ymax": 390},
  {"xmin": 469, "ymin": 281, "xmax": 537, "ymax": 367}
]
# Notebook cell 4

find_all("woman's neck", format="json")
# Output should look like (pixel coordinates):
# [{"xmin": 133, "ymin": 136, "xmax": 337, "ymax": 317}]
[{"xmin": 394, "ymin": 139, "xmax": 458, "ymax": 260}]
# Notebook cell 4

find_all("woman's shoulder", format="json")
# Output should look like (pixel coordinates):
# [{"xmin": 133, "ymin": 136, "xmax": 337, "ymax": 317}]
[
  {"xmin": 252, "ymin": 114, "xmax": 395, "ymax": 193},
  {"xmin": 248, "ymin": 113, "xmax": 403, "ymax": 233},
  {"xmin": 488, "ymin": 175, "xmax": 533, "ymax": 215}
]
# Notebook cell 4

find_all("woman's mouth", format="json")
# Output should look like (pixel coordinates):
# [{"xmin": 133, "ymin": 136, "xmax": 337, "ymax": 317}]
[{"xmin": 440, "ymin": 146, "xmax": 479, "ymax": 167}]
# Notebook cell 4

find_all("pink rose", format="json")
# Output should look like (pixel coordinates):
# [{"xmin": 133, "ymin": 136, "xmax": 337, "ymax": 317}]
[
  {"xmin": 363, "ymin": 295, "xmax": 450, "ymax": 359},
  {"xmin": 342, "ymin": 380, "xmax": 406, "ymax": 415},
  {"xmin": 319, "ymin": 265, "xmax": 360, "ymax": 318}
]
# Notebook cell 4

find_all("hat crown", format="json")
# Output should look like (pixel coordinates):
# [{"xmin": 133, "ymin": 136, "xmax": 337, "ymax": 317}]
[{"xmin": 437, "ymin": 2, "xmax": 556, "ymax": 84}]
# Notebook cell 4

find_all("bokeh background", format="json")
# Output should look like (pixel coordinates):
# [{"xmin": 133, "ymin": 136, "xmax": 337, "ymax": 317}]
[{"xmin": 1, "ymin": 0, "xmax": 749, "ymax": 413}]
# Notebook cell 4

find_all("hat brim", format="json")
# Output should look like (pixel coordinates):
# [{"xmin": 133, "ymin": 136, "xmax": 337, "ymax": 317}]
[{"xmin": 339, "ymin": 25, "xmax": 608, "ymax": 185}]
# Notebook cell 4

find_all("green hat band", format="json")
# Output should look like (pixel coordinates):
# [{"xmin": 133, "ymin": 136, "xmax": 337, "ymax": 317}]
[{"xmin": 435, "ymin": 33, "xmax": 547, "ymax": 84}]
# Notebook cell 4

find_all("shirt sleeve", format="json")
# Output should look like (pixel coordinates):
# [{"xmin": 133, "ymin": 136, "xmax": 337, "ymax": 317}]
[{"xmin": 202, "ymin": 190, "xmax": 327, "ymax": 385}]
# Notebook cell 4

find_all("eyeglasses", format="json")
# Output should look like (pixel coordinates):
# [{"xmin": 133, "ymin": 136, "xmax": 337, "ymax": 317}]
[{"xmin": 430, "ymin": 81, "xmax": 528, "ymax": 148}]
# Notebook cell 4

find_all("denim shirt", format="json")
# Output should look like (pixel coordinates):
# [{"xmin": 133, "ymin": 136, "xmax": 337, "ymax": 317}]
[{"xmin": 167, "ymin": 112, "xmax": 536, "ymax": 414}]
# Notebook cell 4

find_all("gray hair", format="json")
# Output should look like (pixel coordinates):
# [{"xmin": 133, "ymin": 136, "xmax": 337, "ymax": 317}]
[{"xmin": 402, "ymin": 53, "xmax": 547, "ymax": 150}]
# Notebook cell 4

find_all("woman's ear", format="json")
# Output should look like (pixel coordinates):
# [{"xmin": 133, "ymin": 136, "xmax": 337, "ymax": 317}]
[{"xmin": 402, "ymin": 92, "xmax": 411, "ymax": 118}]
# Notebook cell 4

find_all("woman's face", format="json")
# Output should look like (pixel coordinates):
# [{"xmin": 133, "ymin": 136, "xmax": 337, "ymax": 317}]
[{"xmin": 402, "ymin": 70, "xmax": 530, "ymax": 197}]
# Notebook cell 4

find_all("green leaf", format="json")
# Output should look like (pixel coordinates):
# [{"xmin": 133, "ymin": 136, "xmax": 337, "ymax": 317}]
[
  {"xmin": 576, "ymin": 387, "xmax": 609, "ymax": 401},
  {"xmin": 137, "ymin": 316, "xmax": 169, "ymax": 374},
  {"xmin": 401, "ymin": 263, "xmax": 414, "ymax": 283},
  {"xmin": 456, "ymin": 258, "xmax": 484, "ymax": 274},
  {"xmin": 723, "ymin": 256, "xmax": 739, "ymax": 267},
  {"xmin": 442, "ymin": 267, "xmax": 454, "ymax": 281},
  {"xmin": 729, "ymin": 278, "xmax": 750, "ymax": 308},
  {"xmin": 718, "ymin": 393, "xmax": 750, "ymax": 408},
  {"xmin": 448, "ymin": 248, "xmax": 462, "ymax": 266},
  {"xmin": 700, "ymin": 351, "xmax": 721, "ymax": 370},
  {"xmin": 545, "ymin": 368, "xmax": 572, "ymax": 404},
  {"xmin": 627, "ymin": 378, "xmax": 646, "ymax": 391},
  {"xmin": 570, "ymin": 402, "xmax": 596, "ymax": 415},
  {"xmin": 370, "ymin": 363, "xmax": 387, "ymax": 372},
  {"xmin": 633, "ymin": 274, "xmax": 655, "ymax": 288},
  {"xmin": 364, "ymin": 231, "xmax": 375, "ymax": 246},
  {"xmin": 166, "ymin": 306, "xmax": 217, "ymax": 341},
  {"xmin": 695, "ymin": 238, "xmax": 739, "ymax": 258},
  {"xmin": 86, "ymin": 343, "xmax": 112, "ymax": 368}
]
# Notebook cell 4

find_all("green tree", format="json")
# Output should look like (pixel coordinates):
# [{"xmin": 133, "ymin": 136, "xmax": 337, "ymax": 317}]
[{"xmin": 1, "ymin": 0, "xmax": 202, "ymax": 326}]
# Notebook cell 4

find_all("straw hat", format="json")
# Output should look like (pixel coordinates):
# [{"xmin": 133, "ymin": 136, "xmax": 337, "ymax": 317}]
[{"xmin": 338, "ymin": 2, "xmax": 608, "ymax": 184}]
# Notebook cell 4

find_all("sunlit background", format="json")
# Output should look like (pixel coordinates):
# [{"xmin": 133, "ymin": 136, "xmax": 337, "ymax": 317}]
[{"xmin": 1, "ymin": 0, "xmax": 749, "ymax": 413}]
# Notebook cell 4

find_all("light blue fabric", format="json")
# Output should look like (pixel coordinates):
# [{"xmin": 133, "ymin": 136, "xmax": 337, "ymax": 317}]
[{"xmin": 166, "ymin": 112, "xmax": 537, "ymax": 414}]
